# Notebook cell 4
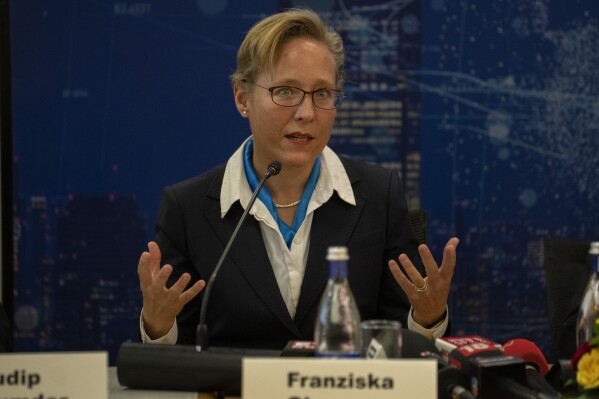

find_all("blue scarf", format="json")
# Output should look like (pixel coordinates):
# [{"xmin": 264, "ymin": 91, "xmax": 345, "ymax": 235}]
[{"xmin": 243, "ymin": 139, "xmax": 321, "ymax": 248}]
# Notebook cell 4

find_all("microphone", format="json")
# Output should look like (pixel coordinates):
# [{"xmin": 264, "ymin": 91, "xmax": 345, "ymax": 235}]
[
  {"xmin": 435, "ymin": 336, "xmax": 503, "ymax": 367},
  {"xmin": 503, "ymin": 338, "xmax": 549, "ymax": 376},
  {"xmin": 436, "ymin": 336, "xmax": 549, "ymax": 399},
  {"xmin": 544, "ymin": 358, "xmax": 575, "ymax": 392},
  {"xmin": 196, "ymin": 161, "xmax": 282, "ymax": 352},
  {"xmin": 503, "ymin": 338, "xmax": 559, "ymax": 398},
  {"xmin": 280, "ymin": 340, "xmax": 317, "ymax": 357},
  {"xmin": 420, "ymin": 351, "xmax": 475, "ymax": 399}
]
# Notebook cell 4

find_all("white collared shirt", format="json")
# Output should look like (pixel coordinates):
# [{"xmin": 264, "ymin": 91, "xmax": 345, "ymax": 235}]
[
  {"xmin": 220, "ymin": 137, "xmax": 356, "ymax": 317},
  {"xmin": 141, "ymin": 138, "xmax": 447, "ymax": 343}
]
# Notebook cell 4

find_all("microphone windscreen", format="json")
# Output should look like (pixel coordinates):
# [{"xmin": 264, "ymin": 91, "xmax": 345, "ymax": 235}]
[
  {"xmin": 502, "ymin": 338, "xmax": 549, "ymax": 376},
  {"xmin": 267, "ymin": 161, "xmax": 282, "ymax": 176},
  {"xmin": 435, "ymin": 336, "xmax": 503, "ymax": 365},
  {"xmin": 401, "ymin": 329, "xmax": 439, "ymax": 358}
]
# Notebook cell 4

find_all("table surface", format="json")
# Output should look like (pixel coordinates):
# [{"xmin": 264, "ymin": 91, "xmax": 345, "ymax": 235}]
[{"xmin": 109, "ymin": 367, "xmax": 240, "ymax": 399}]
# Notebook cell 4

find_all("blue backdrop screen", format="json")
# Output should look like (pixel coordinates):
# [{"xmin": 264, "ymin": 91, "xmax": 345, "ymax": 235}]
[{"xmin": 9, "ymin": 0, "xmax": 599, "ymax": 364}]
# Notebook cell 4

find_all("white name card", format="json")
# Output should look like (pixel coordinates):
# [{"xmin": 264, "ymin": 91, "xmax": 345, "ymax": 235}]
[
  {"xmin": 0, "ymin": 352, "xmax": 107, "ymax": 399},
  {"xmin": 242, "ymin": 358, "xmax": 436, "ymax": 399}
]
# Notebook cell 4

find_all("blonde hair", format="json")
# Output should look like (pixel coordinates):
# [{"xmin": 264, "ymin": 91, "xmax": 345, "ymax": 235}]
[{"xmin": 230, "ymin": 8, "xmax": 345, "ymax": 90}]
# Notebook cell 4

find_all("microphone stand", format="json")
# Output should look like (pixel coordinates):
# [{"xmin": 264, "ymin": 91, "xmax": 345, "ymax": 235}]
[{"xmin": 196, "ymin": 161, "xmax": 282, "ymax": 352}]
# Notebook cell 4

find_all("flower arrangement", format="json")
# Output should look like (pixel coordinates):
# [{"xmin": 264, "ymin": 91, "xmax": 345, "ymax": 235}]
[{"xmin": 568, "ymin": 319, "xmax": 599, "ymax": 397}]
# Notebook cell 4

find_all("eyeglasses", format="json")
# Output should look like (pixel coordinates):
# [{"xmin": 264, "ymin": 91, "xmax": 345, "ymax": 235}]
[{"xmin": 245, "ymin": 80, "xmax": 345, "ymax": 110}]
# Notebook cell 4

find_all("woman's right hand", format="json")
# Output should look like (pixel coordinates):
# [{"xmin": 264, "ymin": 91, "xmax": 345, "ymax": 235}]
[{"xmin": 138, "ymin": 241, "xmax": 206, "ymax": 339}]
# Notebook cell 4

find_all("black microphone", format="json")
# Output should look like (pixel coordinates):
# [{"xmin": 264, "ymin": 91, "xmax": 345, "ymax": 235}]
[
  {"xmin": 544, "ymin": 359, "xmax": 575, "ymax": 393},
  {"xmin": 435, "ymin": 336, "xmax": 548, "ymax": 399},
  {"xmin": 503, "ymin": 338, "xmax": 559, "ymax": 398},
  {"xmin": 420, "ymin": 351, "xmax": 475, "ymax": 399},
  {"xmin": 196, "ymin": 161, "xmax": 282, "ymax": 352}
]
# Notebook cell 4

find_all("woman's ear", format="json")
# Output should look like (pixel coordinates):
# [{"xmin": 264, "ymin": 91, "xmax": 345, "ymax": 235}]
[{"xmin": 234, "ymin": 85, "xmax": 249, "ymax": 118}]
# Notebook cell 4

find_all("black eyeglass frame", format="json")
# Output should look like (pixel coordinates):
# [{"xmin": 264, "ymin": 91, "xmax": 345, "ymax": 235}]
[{"xmin": 243, "ymin": 80, "xmax": 346, "ymax": 110}]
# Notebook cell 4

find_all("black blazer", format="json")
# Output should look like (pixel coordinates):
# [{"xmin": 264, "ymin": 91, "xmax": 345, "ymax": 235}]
[{"xmin": 155, "ymin": 156, "xmax": 423, "ymax": 350}]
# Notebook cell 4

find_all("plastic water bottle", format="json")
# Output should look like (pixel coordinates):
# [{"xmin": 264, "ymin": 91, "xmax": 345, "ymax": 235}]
[
  {"xmin": 577, "ymin": 241, "xmax": 599, "ymax": 346},
  {"xmin": 314, "ymin": 246, "xmax": 363, "ymax": 357}
]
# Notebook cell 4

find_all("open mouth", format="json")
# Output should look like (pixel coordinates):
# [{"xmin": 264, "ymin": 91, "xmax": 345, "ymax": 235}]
[{"xmin": 285, "ymin": 133, "xmax": 313, "ymax": 142}]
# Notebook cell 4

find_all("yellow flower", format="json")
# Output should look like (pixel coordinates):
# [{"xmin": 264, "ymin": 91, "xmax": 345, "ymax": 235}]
[{"xmin": 577, "ymin": 348, "xmax": 599, "ymax": 390}]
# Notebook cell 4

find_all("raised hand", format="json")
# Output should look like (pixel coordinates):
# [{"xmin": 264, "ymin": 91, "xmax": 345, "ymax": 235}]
[
  {"xmin": 388, "ymin": 237, "xmax": 459, "ymax": 327},
  {"xmin": 138, "ymin": 241, "xmax": 205, "ymax": 339}
]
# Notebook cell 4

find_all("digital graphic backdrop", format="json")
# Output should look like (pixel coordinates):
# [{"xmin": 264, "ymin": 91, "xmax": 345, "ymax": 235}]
[{"xmin": 8, "ymin": 0, "xmax": 599, "ymax": 364}]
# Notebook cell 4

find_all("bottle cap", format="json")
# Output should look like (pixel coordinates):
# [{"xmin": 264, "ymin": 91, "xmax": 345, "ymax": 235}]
[
  {"xmin": 326, "ymin": 246, "xmax": 349, "ymax": 261},
  {"xmin": 590, "ymin": 242, "xmax": 599, "ymax": 255}
]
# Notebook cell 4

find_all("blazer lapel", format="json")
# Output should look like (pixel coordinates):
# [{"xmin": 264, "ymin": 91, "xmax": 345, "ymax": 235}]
[{"xmin": 205, "ymin": 177, "xmax": 301, "ymax": 337}]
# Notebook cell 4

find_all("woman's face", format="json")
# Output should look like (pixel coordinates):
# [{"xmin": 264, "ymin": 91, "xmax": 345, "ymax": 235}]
[{"xmin": 235, "ymin": 37, "xmax": 338, "ymax": 174}]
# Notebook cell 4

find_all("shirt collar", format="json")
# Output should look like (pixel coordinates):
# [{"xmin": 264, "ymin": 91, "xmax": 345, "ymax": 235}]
[{"xmin": 220, "ymin": 136, "xmax": 356, "ymax": 218}]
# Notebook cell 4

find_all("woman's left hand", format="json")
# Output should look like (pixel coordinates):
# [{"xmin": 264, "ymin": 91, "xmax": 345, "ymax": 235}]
[{"xmin": 388, "ymin": 237, "xmax": 459, "ymax": 327}]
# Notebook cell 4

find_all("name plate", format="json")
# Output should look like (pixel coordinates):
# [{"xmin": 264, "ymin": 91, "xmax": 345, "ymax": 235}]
[
  {"xmin": 243, "ymin": 358, "xmax": 436, "ymax": 399},
  {"xmin": 0, "ymin": 352, "xmax": 107, "ymax": 399}
]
